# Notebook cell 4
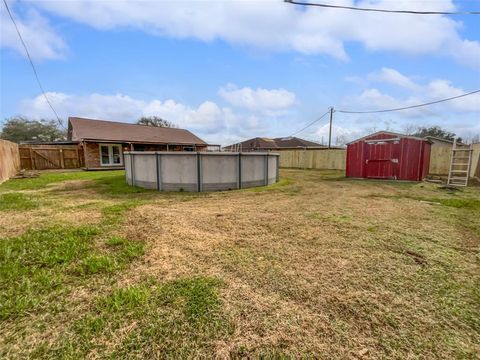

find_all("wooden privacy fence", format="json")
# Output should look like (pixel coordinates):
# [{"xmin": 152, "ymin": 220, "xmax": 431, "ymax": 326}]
[
  {"xmin": 469, "ymin": 143, "xmax": 480, "ymax": 178},
  {"xmin": 429, "ymin": 146, "xmax": 452, "ymax": 175},
  {"xmin": 0, "ymin": 139, "xmax": 20, "ymax": 183},
  {"xmin": 278, "ymin": 149, "xmax": 346, "ymax": 170},
  {"xmin": 19, "ymin": 144, "xmax": 84, "ymax": 170},
  {"xmin": 278, "ymin": 145, "xmax": 480, "ymax": 177},
  {"xmin": 429, "ymin": 143, "xmax": 480, "ymax": 177}
]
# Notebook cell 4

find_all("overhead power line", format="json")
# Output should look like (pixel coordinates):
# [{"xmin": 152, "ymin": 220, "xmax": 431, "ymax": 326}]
[
  {"xmin": 290, "ymin": 109, "xmax": 330, "ymax": 137},
  {"xmin": 284, "ymin": 0, "xmax": 480, "ymax": 15},
  {"xmin": 290, "ymin": 89, "xmax": 480, "ymax": 145},
  {"xmin": 336, "ymin": 89, "xmax": 480, "ymax": 114},
  {"xmin": 2, "ymin": 0, "xmax": 63, "ymax": 127}
]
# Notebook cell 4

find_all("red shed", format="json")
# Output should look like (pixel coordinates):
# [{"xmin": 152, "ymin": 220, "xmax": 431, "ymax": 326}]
[{"xmin": 346, "ymin": 131, "xmax": 431, "ymax": 181}]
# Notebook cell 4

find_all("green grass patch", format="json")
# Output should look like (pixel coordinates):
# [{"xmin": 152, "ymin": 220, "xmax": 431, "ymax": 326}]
[
  {"xmin": 0, "ymin": 170, "xmax": 152, "ymax": 198},
  {"xmin": 79, "ymin": 255, "xmax": 117, "ymax": 274},
  {"xmin": 433, "ymin": 198, "xmax": 480, "ymax": 209},
  {"xmin": 0, "ymin": 171, "xmax": 123, "ymax": 192},
  {"xmin": 0, "ymin": 226, "xmax": 145, "ymax": 319},
  {"xmin": 102, "ymin": 200, "xmax": 146, "ymax": 224},
  {"xmin": 0, "ymin": 192, "xmax": 38, "ymax": 211},
  {"xmin": 246, "ymin": 177, "xmax": 297, "ymax": 194},
  {"xmin": 89, "ymin": 173, "xmax": 151, "ymax": 196},
  {"xmin": 99, "ymin": 285, "xmax": 152, "ymax": 313},
  {"xmin": 105, "ymin": 235, "xmax": 127, "ymax": 246},
  {"xmin": 0, "ymin": 225, "xmax": 99, "ymax": 319},
  {"xmin": 39, "ymin": 277, "xmax": 230, "ymax": 358},
  {"xmin": 76, "ymin": 235, "xmax": 144, "ymax": 275}
]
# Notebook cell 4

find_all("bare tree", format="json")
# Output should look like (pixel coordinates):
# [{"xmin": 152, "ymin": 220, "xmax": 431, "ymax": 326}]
[
  {"xmin": 402, "ymin": 124, "xmax": 417, "ymax": 135},
  {"xmin": 137, "ymin": 116, "xmax": 176, "ymax": 128}
]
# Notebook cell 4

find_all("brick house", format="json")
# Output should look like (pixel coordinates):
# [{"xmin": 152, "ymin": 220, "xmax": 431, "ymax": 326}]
[{"xmin": 68, "ymin": 117, "xmax": 208, "ymax": 170}]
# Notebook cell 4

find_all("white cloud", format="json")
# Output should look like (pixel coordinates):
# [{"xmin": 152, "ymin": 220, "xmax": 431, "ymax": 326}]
[
  {"xmin": 218, "ymin": 83, "xmax": 296, "ymax": 114},
  {"xmin": 0, "ymin": 5, "xmax": 66, "ymax": 60},
  {"xmin": 345, "ymin": 88, "xmax": 402, "ymax": 110},
  {"xmin": 20, "ymin": 92, "xmax": 228, "ymax": 132},
  {"xmin": 368, "ymin": 68, "xmax": 420, "ymax": 91},
  {"xmin": 20, "ymin": 92, "xmax": 144, "ymax": 121},
  {"xmin": 342, "ymin": 69, "xmax": 480, "ymax": 116},
  {"xmin": 144, "ymin": 99, "xmax": 225, "ymax": 131},
  {"xmin": 13, "ymin": 81, "xmax": 480, "ymax": 146},
  {"xmin": 30, "ymin": 0, "xmax": 480, "ymax": 68},
  {"xmin": 426, "ymin": 80, "xmax": 480, "ymax": 112},
  {"xmin": 335, "ymin": 69, "xmax": 480, "ymax": 140},
  {"xmin": 17, "ymin": 91, "xmax": 271, "ymax": 144},
  {"xmin": 313, "ymin": 123, "xmax": 363, "ymax": 145}
]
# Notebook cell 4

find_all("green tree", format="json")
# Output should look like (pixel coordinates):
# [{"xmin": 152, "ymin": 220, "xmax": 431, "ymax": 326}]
[
  {"xmin": 413, "ymin": 126, "xmax": 461, "ymax": 142},
  {"xmin": 0, "ymin": 117, "xmax": 66, "ymax": 143},
  {"xmin": 136, "ymin": 116, "xmax": 176, "ymax": 128}
]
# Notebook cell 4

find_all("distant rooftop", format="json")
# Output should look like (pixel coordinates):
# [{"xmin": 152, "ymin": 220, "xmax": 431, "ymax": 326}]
[{"xmin": 225, "ymin": 136, "xmax": 324, "ymax": 150}]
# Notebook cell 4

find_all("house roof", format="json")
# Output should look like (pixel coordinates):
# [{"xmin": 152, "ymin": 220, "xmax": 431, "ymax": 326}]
[
  {"xmin": 68, "ymin": 117, "xmax": 207, "ymax": 145},
  {"xmin": 225, "ymin": 136, "xmax": 324, "ymax": 150},
  {"xmin": 346, "ymin": 131, "xmax": 432, "ymax": 145},
  {"xmin": 19, "ymin": 140, "xmax": 80, "ymax": 145},
  {"xmin": 424, "ymin": 136, "xmax": 454, "ymax": 144}
]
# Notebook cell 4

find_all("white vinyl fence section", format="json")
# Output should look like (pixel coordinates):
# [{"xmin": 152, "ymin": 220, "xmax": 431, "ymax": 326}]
[{"xmin": 125, "ymin": 151, "xmax": 279, "ymax": 192}]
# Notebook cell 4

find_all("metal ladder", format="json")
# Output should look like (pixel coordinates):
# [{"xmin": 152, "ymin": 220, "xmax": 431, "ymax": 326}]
[{"xmin": 447, "ymin": 138, "xmax": 473, "ymax": 187}]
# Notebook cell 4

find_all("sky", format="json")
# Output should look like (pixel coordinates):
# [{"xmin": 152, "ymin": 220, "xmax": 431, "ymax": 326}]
[{"xmin": 1, "ymin": 0, "xmax": 479, "ymax": 146}]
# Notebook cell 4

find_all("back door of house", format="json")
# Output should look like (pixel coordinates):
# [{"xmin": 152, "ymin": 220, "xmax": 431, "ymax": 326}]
[{"xmin": 363, "ymin": 139, "xmax": 400, "ymax": 179}]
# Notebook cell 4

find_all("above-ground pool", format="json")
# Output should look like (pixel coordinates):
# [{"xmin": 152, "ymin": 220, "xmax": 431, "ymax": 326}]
[{"xmin": 124, "ymin": 151, "xmax": 279, "ymax": 192}]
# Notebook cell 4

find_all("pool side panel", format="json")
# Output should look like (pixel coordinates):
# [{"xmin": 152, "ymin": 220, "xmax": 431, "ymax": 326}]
[{"xmin": 124, "ymin": 152, "xmax": 279, "ymax": 192}]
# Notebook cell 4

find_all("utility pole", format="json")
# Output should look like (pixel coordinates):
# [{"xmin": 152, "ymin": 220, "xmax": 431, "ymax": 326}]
[{"xmin": 328, "ymin": 107, "xmax": 334, "ymax": 149}]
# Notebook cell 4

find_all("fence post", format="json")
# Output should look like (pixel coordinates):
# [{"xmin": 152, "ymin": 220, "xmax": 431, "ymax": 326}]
[
  {"xmin": 303, "ymin": 147, "xmax": 307, "ymax": 170},
  {"xmin": 156, "ymin": 153, "xmax": 161, "ymax": 191},
  {"xmin": 264, "ymin": 154, "xmax": 269, "ymax": 185},
  {"xmin": 276, "ymin": 155, "xmax": 279, "ymax": 182},
  {"xmin": 29, "ymin": 147, "xmax": 35, "ymax": 170},
  {"xmin": 59, "ymin": 149, "xmax": 65, "ymax": 169},
  {"xmin": 131, "ymin": 153, "xmax": 135, "ymax": 186},
  {"xmin": 197, "ymin": 152, "xmax": 202, "ymax": 192},
  {"xmin": 238, "ymin": 153, "xmax": 242, "ymax": 189}
]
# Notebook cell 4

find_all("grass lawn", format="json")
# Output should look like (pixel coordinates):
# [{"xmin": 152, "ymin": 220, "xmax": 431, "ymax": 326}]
[{"xmin": 0, "ymin": 169, "xmax": 479, "ymax": 358}]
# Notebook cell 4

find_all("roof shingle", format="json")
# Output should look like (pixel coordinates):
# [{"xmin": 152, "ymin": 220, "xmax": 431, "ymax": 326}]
[{"xmin": 68, "ymin": 117, "xmax": 207, "ymax": 145}]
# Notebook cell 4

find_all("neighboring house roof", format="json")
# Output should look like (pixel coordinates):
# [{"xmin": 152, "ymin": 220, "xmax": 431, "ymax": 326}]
[
  {"xmin": 68, "ymin": 117, "xmax": 207, "ymax": 145},
  {"xmin": 225, "ymin": 136, "xmax": 324, "ymax": 150},
  {"xmin": 347, "ymin": 131, "xmax": 432, "ymax": 145},
  {"xmin": 424, "ymin": 136, "xmax": 454, "ymax": 144}
]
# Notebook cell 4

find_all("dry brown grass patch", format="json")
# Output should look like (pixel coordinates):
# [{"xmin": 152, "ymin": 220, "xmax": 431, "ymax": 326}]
[{"xmin": 1, "ymin": 169, "xmax": 479, "ymax": 358}]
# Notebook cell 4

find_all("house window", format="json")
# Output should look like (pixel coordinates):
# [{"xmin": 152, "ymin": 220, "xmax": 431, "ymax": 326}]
[
  {"xmin": 183, "ymin": 146, "xmax": 194, "ymax": 152},
  {"xmin": 99, "ymin": 144, "xmax": 123, "ymax": 166}
]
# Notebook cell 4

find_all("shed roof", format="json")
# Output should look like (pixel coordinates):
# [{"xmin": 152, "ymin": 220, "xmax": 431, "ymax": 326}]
[
  {"xmin": 347, "ymin": 131, "xmax": 432, "ymax": 145},
  {"xmin": 424, "ymin": 136, "xmax": 454, "ymax": 144},
  {"xmin": 68, "ymin": 117, "xmax": 207, "ymax": 145}
]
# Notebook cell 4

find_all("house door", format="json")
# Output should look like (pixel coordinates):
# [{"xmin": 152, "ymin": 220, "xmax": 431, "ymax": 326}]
[
  {"xmin": 99, "ymin": 144, "xmax": 123, "ymax": 166},
  {"xmin": 364, "ymin": 140, "xmax": 400, "ymax": 179}
]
